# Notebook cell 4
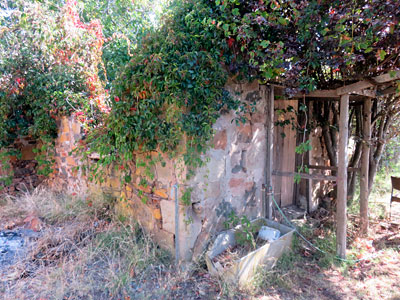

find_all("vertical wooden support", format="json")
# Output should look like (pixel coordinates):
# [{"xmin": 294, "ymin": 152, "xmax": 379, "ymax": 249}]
[
  {"xmin": 360, "ymin": 98, "xmax": 371, "ymax": 235},
  {"xmin": 337, "ymin": 94, "xmax": 349, "ymax": 258},
  {"xmin": 265, "ymin": 85, "xmax": 274, "ymax": 219},
  {"xmin": 173, "ymin": 185, "xmax": 180, "ymax": 265},
  {"xmin": 307, "ymin": 150, "xmax": 313, "ymax": 213},
  {"xmin": 305, "ymin": 104, "xmax": 312, "ymax": 213}
]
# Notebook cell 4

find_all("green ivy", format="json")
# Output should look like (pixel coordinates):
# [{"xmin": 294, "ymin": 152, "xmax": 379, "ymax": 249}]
[
  {"xmin": 82, "ymin": 0, "xmax": 241, "ymax": 181},
  {"xmin": 0, "ymin": 149, "xmax": 19, "ymax": 189}
]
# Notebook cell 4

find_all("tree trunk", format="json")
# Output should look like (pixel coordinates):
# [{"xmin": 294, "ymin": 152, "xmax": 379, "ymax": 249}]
[
  {"xmin": 368, "ymin": 115, "xmax": 392, "ymax": 191},
  {"xmin": 348, "ymin": 106, "xmax": 362, "ymax": 202}
]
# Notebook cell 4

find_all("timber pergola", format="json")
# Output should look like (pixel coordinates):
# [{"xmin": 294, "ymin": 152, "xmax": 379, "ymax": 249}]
[{"xmin": 265, "ymin": 70, "xmax": 400, "ymax": 258}]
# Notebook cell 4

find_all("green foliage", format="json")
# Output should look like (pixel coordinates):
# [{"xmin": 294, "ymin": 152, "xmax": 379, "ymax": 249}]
[
  {"xmin": 80, "ymin": 0, "xmax": 164, "ymax": 85},
  {"xmin": 0, "ymin": 0, "xmax": 107, "ymax": 168},
  {"xmin": 82, "ymin": 0, "xmax": 241, "ymax": 180},
  {"xmin": 0, "ymin": 0, "xmax": 112, "ymax": 180},
  {"xmin": 213, "ymin": 0, "xmax": 400, "ymax": 92},
  {"xmin": 380, "ymin": 136, "xmax": 400, "ymax": 172},
  {"xmin": 295, "ymin": 140, "xmax": 312, "ymax": 155},
  {"xmin": 0, "ymin": 2, "xmax": 85, "ymax": 147},
  {"xmin": 0, "ymin": 149, "xmax": 17, "ymax": 188},
  {"xmin": 2, "ymin": 0, "xmax": 399, "ymax": 194},
  {"xmin": 181, "ymin": 187, "xmax": 193, "ymax": 206},
  {"xmin": 32, "ymin": 143, "xmax": 56, "ymax": 176},
  {"xmin": 224, "ymin": 212, "xmax": 257, "ymax": 250}
]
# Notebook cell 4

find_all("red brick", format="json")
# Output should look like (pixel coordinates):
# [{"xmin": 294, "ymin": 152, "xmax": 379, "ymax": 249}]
[
  {"xmin": 237, "ymin": 124, "xmax": 252, "ymax": 143},
  {"xmin": 59, "ymin": 133, "xmax": 69, "ymax": 143},
  {"xmin": 213, "ymin": 129, "xmax": 227, "ymax": 150},
  {"xmin": 229, "ymin": 178, "xmax": 244, "ymax": 188},
  {"xmin": 229, "ymin": 178, "xmax": 254, "ymax": 196},
  {"xmin": 66, "ymin": 157, "xmax": 77, "ymax": 166}
]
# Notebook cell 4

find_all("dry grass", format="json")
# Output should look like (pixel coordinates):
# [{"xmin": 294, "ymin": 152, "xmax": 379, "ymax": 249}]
[
  {"xmin": 1, "ymin": 186, "xmax": 399, "ymax": 300},
  {"xmin": 0, "ymin": 189, "xmax": 170, "ymax": 300},
  {"xmin": 0, "ymin": 187, "xmax": 113, "ymax": 224}
]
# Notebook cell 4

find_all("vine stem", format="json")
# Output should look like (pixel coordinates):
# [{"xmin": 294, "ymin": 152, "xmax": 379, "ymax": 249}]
[
  {"xmin": 296, "ymin": 93, "xmax": 309, "ymax": 182},
  {"xmin": 65, "ymin": 95, "xmax": 78, "ymax": 111}
]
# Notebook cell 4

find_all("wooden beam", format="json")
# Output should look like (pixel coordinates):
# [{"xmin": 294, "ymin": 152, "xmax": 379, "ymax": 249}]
[
  {"xmin": 373, "ymin": 70, "xmax": 400, "ymax": 84},
  {"xmin": 336, "ymin": 70, "xmax": 400, "ymax": 95},
  {"xmin": 307, "ymin": 90, "xmax": 338, "ymax": 98},
  {"xmin": 352, "ymin": 89, "xmax": 376, "ymax": 98},
  {"xmin": 307, "ymin": 150, "xmax": 313, "ymax": 214},
  {"xmin": 294, "ymin": 90, "xmax": 338, "ymax": 98},
  {"xmin": 336, "ymin": 81, "xmax": 374, "ymax": 96},
  {"xmin": 269, "ymin": 83, "xmax": 286, "ymax": 89},
  {"xmin": 293, "ymin": 89, "xmax": 374, "ymax": 99},
  {"xmin": 377, "ymin": 86, "xmax": 398, "ymax": 96},
  {"xmin": 337, "ymin": 94, "xmax": 349, "ymax": 258},
  {"xmin": 360, "ymin": 98, "xmax": 371, "ymax": 235},
  {"xmin": 272, "ymin": 170, "xmax": 337, "ymax": 181},
  {"xmin": 279, "ymin": 70, "xmax": 399, "ymax": 99},
  {"xmin": 265, "ymin": 85, "xmax": 274, "ymax": 219},
  {"xmin": 307, "ymin": 165, "xmax": 360, "ymax": 172}
]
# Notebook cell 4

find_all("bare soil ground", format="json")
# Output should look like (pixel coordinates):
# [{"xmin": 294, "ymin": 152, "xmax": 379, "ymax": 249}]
[
  {"xmin": 249, "ymin": 220, "xmax": 400, "ymax": 300},
  {"xmin": 0, "ymin": 189, "xmax": 399, "ymax": 300}
]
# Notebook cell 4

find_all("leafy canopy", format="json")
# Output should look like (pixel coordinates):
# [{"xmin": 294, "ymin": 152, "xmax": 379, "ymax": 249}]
[
  {"xmin": 1, "ymin": 0, "xmax": 399, "ymax": 183},
  {"xmin": 213, "ymin": 0, "xmax": 400, "ymax": 92}
]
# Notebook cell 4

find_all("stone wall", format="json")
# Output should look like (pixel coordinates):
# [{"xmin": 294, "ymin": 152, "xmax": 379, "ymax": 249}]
[
  {"xmin": 48, "ymin": 116, "xmax": 84, "ymax": 192},
  {"xmin": 46, "ymin": 81, "xmax": 269, "ymax": 261},
  {"xmin": 188, "ymin": 81, "xmax": 267, "ymax": 258}
]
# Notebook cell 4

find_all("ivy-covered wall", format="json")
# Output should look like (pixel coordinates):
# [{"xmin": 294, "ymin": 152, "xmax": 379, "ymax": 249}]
[{"xmin": 46, "ymin": 81, "xmax": 268, "ymax": 261}]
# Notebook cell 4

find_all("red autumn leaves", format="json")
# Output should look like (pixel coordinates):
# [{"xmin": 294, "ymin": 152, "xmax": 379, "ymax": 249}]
[{"xmin": 63, "ymin": 0, "xmax": 111, "ymax": 123}]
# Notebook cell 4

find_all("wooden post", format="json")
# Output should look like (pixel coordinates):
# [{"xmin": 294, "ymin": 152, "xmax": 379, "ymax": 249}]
[
  {"xmin": 307, "ymin": 150, "xmax": 313, "ymax": 213},
  {"xmin": 360, "ymin": 98, "xmax": 371, "ymax": 235},
  {"xmin": 265, "ymin": 85, "xmax": 274, "ymax": 219},
  {"xmin": 337, "ymin": 94, "xmax": 349, "ymax": 258}
]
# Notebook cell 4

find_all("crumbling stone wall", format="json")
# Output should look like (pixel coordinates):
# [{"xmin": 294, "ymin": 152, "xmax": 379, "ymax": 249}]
[
  {"xmin": 46, "ymin": 81, "xmax": 268, "ymax": 261},
  {"xmin": 0, "ymin": 137, "xmax": 43, "ymax": 195}
]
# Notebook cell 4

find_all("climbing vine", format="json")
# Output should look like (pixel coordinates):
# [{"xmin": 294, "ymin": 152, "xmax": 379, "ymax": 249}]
[
  {"xmin": 213, "ymin": 0, "xmax": 400, "ymax": 92},
  {"xmin": 76, "ymin": 0, "xmax": 400, "ymax": 189},
  {"xmin": 1, "ymin": 0, "xmax": 399, "ymax": 192},
  {"xmin": 80, "ymin": 0, "xmax": 241, "ymax": 183},
  {"xmin": 0, "ymin": 0, "xmax": 108, "ymax": 178}
]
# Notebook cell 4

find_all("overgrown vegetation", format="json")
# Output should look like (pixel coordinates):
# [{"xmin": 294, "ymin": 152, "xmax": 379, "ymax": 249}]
[
  {"xmin": 224, "ymin": 212, "xmax": 258, "ymax": 250},
  {"xmin": 0, "ymin": 189, "xmax": 170, "ymax": 299},
  {"xmin": 82, "ymin": 0, "xmax": 400, "ymax": 185},
  {"xmin": 81, "ymin": 0, "xmax": 242, "ymax": 182},
  {"xmin": 223, "ymin": 196, "xmax": 400, "ymax": 299},
  {"xmin": 1, "ymin": 0, "xmax": 399, "ymax": 190},
  {"xmin": 0, "ymin": 1, "xmax": 399, "ymax": 297},
  {"xmin": 2, "ymin": 187, "xmax": 398, "ymax": 300}
]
